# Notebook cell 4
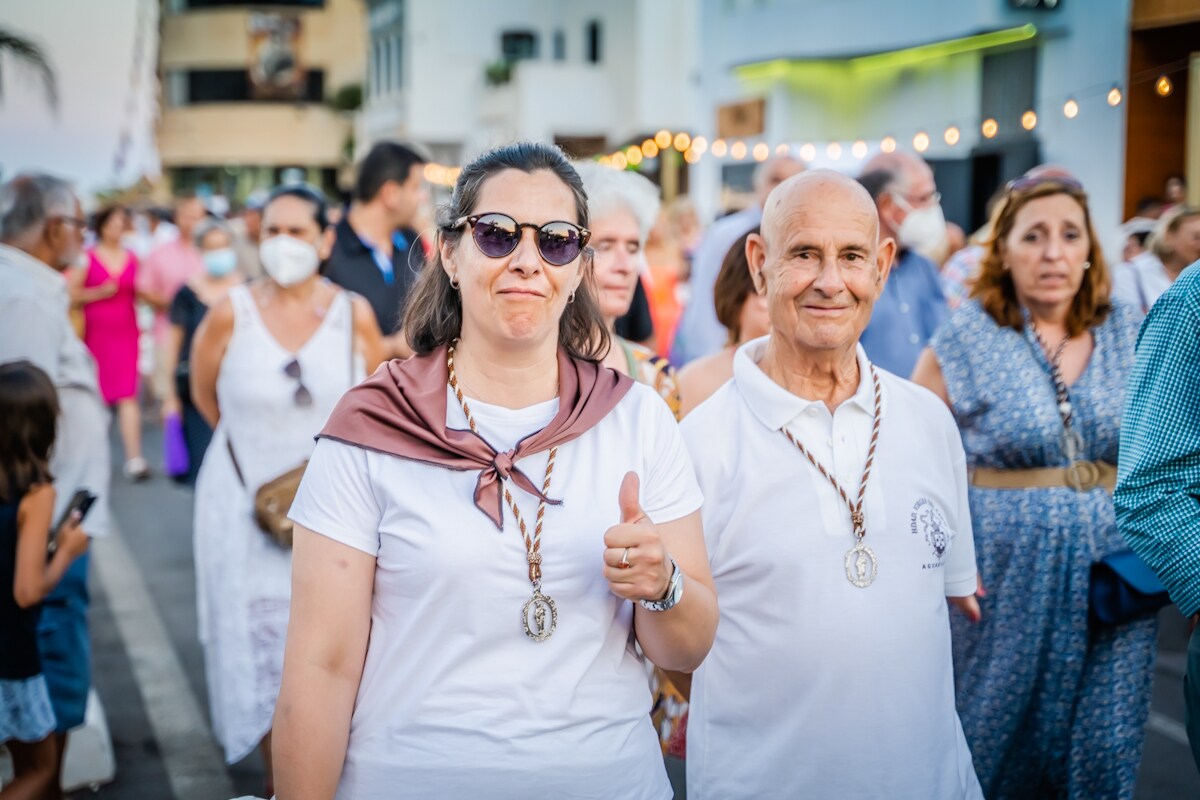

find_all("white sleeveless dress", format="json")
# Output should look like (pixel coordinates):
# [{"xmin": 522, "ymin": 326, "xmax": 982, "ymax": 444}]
[{"xmin": 193, "ymin": 283, "xmax": 361, "ymax": 763}]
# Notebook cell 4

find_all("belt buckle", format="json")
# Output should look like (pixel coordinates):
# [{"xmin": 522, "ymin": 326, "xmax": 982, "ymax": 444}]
[{"xmin": 1065, "ymin": 461, "xmax": 1100, "ymax": 492}]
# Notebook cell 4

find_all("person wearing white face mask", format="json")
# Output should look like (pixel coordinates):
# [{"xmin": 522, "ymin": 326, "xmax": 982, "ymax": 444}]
[
  {"xmin": 856, "ymin": 151, "xmax": 951, "ymax": 378},
  {"xmin": 160, "ymin": 218, "xmax": 245, "ymax": 485},
  {"xmin": 187, "ymin": 184, "xmax": 384, "ymax": 796}
]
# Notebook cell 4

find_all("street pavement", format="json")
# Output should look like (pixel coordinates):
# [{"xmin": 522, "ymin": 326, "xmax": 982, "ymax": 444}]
[{"xmin": 70, "ymin": 423, "xmax": 1200, "ymax": 799}]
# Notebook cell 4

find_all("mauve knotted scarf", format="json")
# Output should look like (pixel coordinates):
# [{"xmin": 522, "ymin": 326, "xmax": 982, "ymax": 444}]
[{"xmin": 316, "ymin": 344, "xmax": 633, "ymax": 528}]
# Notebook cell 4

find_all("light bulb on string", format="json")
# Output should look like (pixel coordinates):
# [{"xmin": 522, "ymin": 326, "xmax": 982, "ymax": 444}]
[
  {"xmin": 826, "ymin": 142, "xmax": 842, "ymax": 160},
  {"xmin": 674, "ymin": 132, "xmax": 692, "ymax": 152},
  {"xmin": 880, "ymin": 136, "xmax": 897, "ymax": 154},
  {"xmin": 730, "ymin": 141, "xmax": 748, "ymax": 160},
  {"xmin": 913, "ymin": 132, "xmax": 930, "ymax": 153},
  {"xmin": 776, "ymin": 143, "xmax": 791, "ymax": 156},
  {"xmin": 691, "ymin": 136, "xmax": 708, "ymax": 154},
  {"xmin": 1021, "ymin": 110, "xmax": 1038, "ymax": 131},
  {"xmin": 684, "ymin": 147, "xmax": 701, "ymax": 164},
  {"xmin": 627, "ymin": 147, "xmax": 643, "ymax": 166},
  {"xmin": 711, "ymin": 139, "xmax": 728, "ymax": 158},
  {"xmin": 753, "ymin": 142, "xmax": 769, "ymax": 161},
  {"xmin": 981, "ymin": 119, "xmax": 998, "ymax": 139},
  {"xmin": 1063, "ymin": 99, "xmax": 1079, "ymax": 119},
  {"xmin": 851, "ymin": 140, "xmax": 868, "ymax": 159},
  {"xmin": 1156, "ymin": 76, "xmax": 1173, "ymax": 97},
  {"xmin": 612, "ymin": 152, "xmax": 628, "ymax": 170},
  {"xmin": 642, "ymin": 140, "xmax": 659, "ymax": 159},
  {"xmin": 799, "ymin": 143, "xmax": 817, "ymax": 161},
  {"xmin": 655, "ymin": 130, "xmax": 673, "ymax": 149},
  {"xmin": 1107, "ymin": 86, "xmax": 1122, "ymax": 106},
  {"xmin": 944, "ymin": 126, "xmax": 960, "ymax": 146}
]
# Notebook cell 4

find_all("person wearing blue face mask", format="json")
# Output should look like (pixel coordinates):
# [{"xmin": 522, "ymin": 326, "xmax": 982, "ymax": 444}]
[{"xmin": 161, "ymin": 218, "xmax": 245, "ymax": 484}]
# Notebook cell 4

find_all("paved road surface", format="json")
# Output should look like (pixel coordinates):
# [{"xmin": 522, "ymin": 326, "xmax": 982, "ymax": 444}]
[{"xmin": 68, "ymin": 424, "xmax": 1200, "ymax": 799}]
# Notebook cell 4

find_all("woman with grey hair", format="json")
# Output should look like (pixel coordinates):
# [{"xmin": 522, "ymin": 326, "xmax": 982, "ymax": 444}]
[
  {"xmin": 575, "ymin": 162, "xmax": 680, "ymax": 417},
  {"xmin": 161, "ymin": 216, "xmax": 245, "ymax": 484}
]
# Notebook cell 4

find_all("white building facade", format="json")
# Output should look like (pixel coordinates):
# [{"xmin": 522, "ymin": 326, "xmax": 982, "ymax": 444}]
[
  {"xmin": 692, "ymin": 0, "xmax": 1132, "ymax": 233},
  {"xmin": 360, "ymin": 0, "xmax": 702, "ymax": 167}
]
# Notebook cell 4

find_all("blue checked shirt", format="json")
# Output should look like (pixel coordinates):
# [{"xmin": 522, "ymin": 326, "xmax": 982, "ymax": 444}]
[{"xmin": 1115, "ymin": 262, "xmax": 1200, "ymax": 616}]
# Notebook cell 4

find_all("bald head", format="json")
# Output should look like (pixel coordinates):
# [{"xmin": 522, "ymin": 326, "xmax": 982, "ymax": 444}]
[
  {"xmin": 753, "ymin": 154, "xmax": 806, "ymax": 207},
  {"xmin": 860, "ymin": 151, "xmax": 933, "ymax": 198},
  {"xmin": 747, "ymin": 169, "xmax": 896, "ymax": 360},
  {"xmin": 761, "ymin": 169, "xmax": 880, "ymax": 246}
]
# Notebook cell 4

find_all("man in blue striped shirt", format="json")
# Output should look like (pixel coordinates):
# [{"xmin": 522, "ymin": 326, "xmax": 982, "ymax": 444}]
[{"xmin": 1116, "ymin": 260, "xmax": 1200, "ymax": 769}]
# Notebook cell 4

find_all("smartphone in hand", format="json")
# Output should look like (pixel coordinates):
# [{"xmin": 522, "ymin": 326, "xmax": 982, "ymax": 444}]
[{"xmin": 48, "ymin": 488, "xmax": 97, "ymax": 555}]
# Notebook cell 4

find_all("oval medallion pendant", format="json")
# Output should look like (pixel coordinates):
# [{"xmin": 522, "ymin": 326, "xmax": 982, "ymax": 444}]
[
  {"xmin": 522, "ymin": 591, "xmax": 558, "ymax": 641},
  {"xmin": 844, "ymin": 542, "xmax": 878, "ymax": 588}
]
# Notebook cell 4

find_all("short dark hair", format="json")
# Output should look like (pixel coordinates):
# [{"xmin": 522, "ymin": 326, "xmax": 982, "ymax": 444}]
[
  {"xmin": 403, "ymin": 141, "xmax": 608, "ymax": 361},
  {"xmin": 92, "ymin": 205, "xmax": 128, "ymax": 237},
  {"xmin": 0, "ymin": 361, "xmax": 59, "ymax": 504},
  {"xmin": 266, "ymin": 183, "xmax": 330, "ymax": 229},
  {"xmin": 714, "ymin": 228, "xmax": 759, "ymax": 345},
  {"xmin": 354, "ymin": 142, "xmax": 427, "ymax": 203},
  {"xmin": 857, "ymin": 170, "xmax": 897, "ymax": 203}
]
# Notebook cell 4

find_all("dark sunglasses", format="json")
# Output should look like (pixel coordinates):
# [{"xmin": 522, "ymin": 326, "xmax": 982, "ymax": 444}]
[
  {"xmin": 447, "ymin": 212, "xmax": 590, "ymax": 266},
  {"xmin": 1006, "ymin": 175, "xmax": 1084, "ymax": 194},
  {"xmin": 283, "ymin": 358, "xmax": 313, "ymax": 408}
]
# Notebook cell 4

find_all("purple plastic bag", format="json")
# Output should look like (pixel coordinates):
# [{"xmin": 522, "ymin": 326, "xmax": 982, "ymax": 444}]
[{"xmin": 163, "ymin": 411, "xmax": 190, "ymax": 478}]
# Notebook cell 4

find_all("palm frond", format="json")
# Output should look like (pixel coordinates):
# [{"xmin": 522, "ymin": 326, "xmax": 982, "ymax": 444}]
[{"xmin": 0, "ymin": 27, "xmax": 60, "ymax": 111}]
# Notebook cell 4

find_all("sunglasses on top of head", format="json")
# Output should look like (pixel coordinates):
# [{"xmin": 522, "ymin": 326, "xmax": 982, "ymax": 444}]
[
  {"xmin": 445, "ymin": 212, "xmax": 591, "ymax": 266},
  {"xmin": 1005, "ymin": 175, "xmax": 1084, "ymax": 194}
]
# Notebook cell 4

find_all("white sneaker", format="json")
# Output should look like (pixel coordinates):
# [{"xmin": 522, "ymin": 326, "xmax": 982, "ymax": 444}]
[{"xmin": 123, "ymin": 457, "xmax": 151, "ymax": 482}]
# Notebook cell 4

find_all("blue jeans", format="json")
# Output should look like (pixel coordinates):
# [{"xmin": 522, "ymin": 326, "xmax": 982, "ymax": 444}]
[{"xmin": 36, "ymin": 552, "xmax": 90, "ymax": 732}]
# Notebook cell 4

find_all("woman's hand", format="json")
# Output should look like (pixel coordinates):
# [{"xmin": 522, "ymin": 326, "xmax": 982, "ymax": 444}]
[
  {"xmin": 948, "ymin": 572, "xmax": 986, "ymax": 623},
  {"xmin": 55, "ymin": 512, "xmax": 90, "ymax": 560},
  {"xmin": 603, "ymin": 472, "xmax": 672, "ymax": 602}
]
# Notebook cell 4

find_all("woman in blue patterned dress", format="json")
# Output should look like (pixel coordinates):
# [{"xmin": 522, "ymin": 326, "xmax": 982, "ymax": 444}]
[{"xmin": 911, "ymin": 175, "xmax": 1157, "ymax": 799}]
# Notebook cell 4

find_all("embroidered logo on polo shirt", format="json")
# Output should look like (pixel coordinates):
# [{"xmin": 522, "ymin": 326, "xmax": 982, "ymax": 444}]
[{"xmin": 910, "ymin": 498, "xmax": 953, "ymax": 564}]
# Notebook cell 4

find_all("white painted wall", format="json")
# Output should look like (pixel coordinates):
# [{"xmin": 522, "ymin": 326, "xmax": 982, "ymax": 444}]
[
  {"xmin": 362, "ymin": 0, "xmax": 700, "ymax": 162},
  {"xmin": 695, "ymin": 0, "xmax": 1132, "ymax": 233}
]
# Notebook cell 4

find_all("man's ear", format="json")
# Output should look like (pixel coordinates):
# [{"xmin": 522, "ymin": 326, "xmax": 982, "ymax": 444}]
[
  {"xmin": 746, "ymin": 233, "xmax": 768, "ymax": 295},
  {"xmin": 875, "ymin": 236, "xmax": 897, "ymax": 290}
]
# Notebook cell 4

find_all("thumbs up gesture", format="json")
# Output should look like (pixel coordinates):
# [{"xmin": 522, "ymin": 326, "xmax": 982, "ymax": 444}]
[{"xmin": 604, "ymin": 472, "xmax": 672, "ymax": 602}]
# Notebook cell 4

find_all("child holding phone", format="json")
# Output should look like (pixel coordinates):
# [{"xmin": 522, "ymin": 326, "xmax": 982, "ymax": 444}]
[{"xmin": 0, "ymin": 361, "xmax": 90, "ymax": 798}]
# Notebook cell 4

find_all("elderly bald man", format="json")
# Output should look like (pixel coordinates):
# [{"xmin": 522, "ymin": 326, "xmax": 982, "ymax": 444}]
[
  {"xmin": 857, "ymin": 151, "xmax": 950, "ymax": 377},
  {"xmin": 681, "ymin": 170, "xmax": 983, "ymax": 799},
  {"xmin": 671, "ymin": 153, "xmax": 805, "ymax": 365}
]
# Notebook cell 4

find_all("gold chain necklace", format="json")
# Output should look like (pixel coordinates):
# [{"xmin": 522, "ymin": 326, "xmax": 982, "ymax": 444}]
[
  {"xmin": 447, "ymin": 343, "xmax": 560, "ymax": 641},
  {"xmin": 782, "ymin": 366, "xmax": 883, "ymax": 588}
]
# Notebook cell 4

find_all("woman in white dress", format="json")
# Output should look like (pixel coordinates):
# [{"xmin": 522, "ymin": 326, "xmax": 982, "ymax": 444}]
[
  {"xmin": 274, "ymin": 142, "xmax": 717, "ymax": 799},
  {"xmin": 188, "ymin": 184, "xmax": 383, "ymax": 793}
]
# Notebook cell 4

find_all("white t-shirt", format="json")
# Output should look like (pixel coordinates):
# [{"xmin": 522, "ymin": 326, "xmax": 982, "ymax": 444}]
[
  {"xmin": 681, "ymin": 338, "xmax": 982, "ymax": 800},
  {"xmin": 289, "ymin": 381, "xmax": 701, "ymax": 800},
  {"xmin": 1111, "ymin": 251, "xmax": 1172, "ymax": 313}
]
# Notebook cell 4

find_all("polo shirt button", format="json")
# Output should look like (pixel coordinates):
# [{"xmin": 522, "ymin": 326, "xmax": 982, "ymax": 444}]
[
  {"xmin": 909, "ymin": 333, "xmax": 920, "ymax": 344},
  {"xmin": 900, "ymin": 303, "xmax": 910, "ymax": 313}
]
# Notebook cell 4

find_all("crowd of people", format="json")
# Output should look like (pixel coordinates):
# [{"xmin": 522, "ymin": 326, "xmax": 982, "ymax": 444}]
[{"xmin": 0, "ymin": 136, "xmax": 1197, "ymax": 800}]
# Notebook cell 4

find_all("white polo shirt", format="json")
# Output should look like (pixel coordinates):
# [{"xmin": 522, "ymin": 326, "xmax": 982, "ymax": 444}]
[{"xmin": 682, "ymin": 337, "xmax": 982, "ymax": 800}]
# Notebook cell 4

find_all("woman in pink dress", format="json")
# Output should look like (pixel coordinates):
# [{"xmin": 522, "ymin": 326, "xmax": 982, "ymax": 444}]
[{"xmin": 69, "ymin": 206, "xmax": 152, "ymax": 480}]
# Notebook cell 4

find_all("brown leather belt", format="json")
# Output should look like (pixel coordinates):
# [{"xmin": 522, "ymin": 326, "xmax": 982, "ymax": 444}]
[{"xmin": 971, "ymin": 461, "xmax": 1116, "ymax": 494}]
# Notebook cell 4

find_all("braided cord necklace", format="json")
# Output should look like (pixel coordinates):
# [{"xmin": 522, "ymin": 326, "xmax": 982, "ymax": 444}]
[
  {"xmin": 448, "ymin": 343, "xmax": 560, "ymax": 641},
  {"xmin": 782, "ymin": 365, "xmax": 883, "ymax": 588}
]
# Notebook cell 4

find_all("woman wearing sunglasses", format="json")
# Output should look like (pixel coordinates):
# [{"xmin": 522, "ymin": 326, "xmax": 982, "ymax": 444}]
[
  {"xmin": 188, "ymin": 183, "xmax": 383, "ymax": 795},
  {"xmin": 275, "ymin": 142, "xmax": 716, "ymax": 799},
  {"xmin": 910, "ymin": 175, "xmax": 1157, "ymax": 799}
]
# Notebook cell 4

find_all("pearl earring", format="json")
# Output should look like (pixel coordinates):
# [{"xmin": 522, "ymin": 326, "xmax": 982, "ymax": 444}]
[{"xmin": 1083, "ymin": 261, "xmax": 1091, "ymax": 271}]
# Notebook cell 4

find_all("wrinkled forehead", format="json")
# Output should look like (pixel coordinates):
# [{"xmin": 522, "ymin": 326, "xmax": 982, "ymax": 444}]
[{"xmin": 765, "ymin": 184, "xmax": 880, "ymax": 251}]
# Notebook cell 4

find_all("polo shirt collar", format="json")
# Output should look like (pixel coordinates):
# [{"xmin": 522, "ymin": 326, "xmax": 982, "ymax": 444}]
[
  {"xmin": 733, "ymin": 335, "xmax": 882, "ymax": 431},
  {"xmin": 0, "ymin": 242, "xmax": 66, "ymax": 295}
]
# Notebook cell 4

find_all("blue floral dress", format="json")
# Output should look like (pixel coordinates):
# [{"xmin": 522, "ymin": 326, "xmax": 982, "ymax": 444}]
[{"xmin": 931, "ymin": 299, "xmax": 1158, "ymax": 800}]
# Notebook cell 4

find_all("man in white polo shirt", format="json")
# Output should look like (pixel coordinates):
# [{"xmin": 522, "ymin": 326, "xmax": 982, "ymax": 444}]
[{"xmin": 681, "ymin": 169, "xmax": 982, "ymax": 799}]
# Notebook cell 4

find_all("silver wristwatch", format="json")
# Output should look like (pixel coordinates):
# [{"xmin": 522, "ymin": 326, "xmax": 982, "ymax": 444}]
[{"xmin": 640, "ymin": 557, "xmax": 684, "ymax": 612}]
